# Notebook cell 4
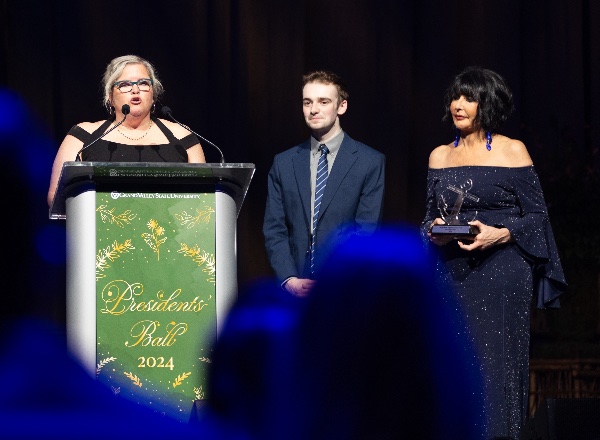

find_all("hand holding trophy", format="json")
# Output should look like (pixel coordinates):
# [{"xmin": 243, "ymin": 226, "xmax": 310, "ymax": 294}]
[{"xmin": 430, "ymin": 179, "xmax": 480, "ymax": 239}]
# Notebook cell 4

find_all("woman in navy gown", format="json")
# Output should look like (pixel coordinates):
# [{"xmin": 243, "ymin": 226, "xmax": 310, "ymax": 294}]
[{"xmin": 421, "ymin": 66, "xmax": 567, "ymax": 440}]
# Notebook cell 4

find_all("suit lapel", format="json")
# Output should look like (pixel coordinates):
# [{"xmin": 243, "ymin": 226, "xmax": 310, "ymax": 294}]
[
  {"xmin": 318, "ymin": 135, "xmax": 358, "ymax": 219},
  {"xmin": 292, "ymin": 141, "xmax": 312, "ymax": 227}
]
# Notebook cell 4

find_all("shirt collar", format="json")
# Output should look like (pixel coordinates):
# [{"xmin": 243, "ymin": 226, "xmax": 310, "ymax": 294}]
[{"xmin": 310, "ymin": 130, "xmax": 344, "ymax": 156}]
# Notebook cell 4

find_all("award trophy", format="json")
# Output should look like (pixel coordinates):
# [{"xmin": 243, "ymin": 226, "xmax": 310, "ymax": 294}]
[{"xmin": 430, "ymin": 179, "xmax": 479, "ymax": 239}]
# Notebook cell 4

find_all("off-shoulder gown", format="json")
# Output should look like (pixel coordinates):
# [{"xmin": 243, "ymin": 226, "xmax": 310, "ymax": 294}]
[{"xmin": 420, "ymin": 166, "xmax": 566, "ymax": 440}]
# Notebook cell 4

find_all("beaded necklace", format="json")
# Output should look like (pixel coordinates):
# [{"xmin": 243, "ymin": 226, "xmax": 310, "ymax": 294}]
[{"xmin": 117, "ymin": 120, "xmax": 153, "ymax": 141}]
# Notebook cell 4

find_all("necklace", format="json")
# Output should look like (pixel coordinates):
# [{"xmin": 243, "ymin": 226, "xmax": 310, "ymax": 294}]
[{"xmin": 117, "ymin": 120, "xmax": 153, "ymax": 141}]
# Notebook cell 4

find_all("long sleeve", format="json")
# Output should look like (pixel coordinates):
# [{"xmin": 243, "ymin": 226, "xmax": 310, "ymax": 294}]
[
  {"xmin": 263, "ymin": 155, "xmax": 303, "ymax": 282},
  {"xmin": 353, "ymin": 153, "xmax": 386, "ymax": 236},
  {"xmin": 420, "ymin": 170, "xmax": 439, "ymax": 244},
  {"xmin": 501, "ymin": 167, "xmax": 567, "ymax": 308}
]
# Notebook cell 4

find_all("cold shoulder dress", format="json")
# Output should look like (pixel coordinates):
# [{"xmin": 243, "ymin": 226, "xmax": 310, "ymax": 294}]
[{"xmin": 68, "ymin": 116, "xmax": 200, "ymax": 162}]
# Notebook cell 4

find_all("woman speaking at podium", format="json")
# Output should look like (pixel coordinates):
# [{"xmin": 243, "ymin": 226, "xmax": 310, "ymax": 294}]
[{"xmin": 47, "ymin": 54, "xmax": 206, "ymax": 206}]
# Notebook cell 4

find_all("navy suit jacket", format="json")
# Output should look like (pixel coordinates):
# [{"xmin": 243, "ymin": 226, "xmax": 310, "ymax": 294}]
[{"xmin": 263, "ymin": 133, "xmax": 385, "ymax": 282}]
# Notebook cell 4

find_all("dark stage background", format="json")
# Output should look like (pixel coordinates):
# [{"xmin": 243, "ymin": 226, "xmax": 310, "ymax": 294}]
[{"xmin": 1, "ymin": 0, "xmax": 599, "ymax": 364}]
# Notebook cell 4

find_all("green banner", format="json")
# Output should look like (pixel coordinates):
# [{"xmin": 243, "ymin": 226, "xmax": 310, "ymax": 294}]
[{"xmin": 95, "ymin": 190, "xmax": 216, "ymax": 422}]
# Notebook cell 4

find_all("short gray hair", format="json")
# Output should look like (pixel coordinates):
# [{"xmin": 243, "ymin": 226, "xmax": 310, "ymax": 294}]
[{"xmin": 101, "ymin": 55, "xmax": 164, "ymax": 112}]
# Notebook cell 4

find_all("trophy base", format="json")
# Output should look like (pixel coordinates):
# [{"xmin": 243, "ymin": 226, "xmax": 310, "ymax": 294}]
[{"xmin": 430, "ymin": 224, "xmax": 478, "ymax": 239}]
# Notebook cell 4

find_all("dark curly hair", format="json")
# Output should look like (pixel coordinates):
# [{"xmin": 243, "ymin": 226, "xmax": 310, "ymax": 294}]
[{"xmin": 442, "ymin": 66, "xmax": 514, "ymax": 133}]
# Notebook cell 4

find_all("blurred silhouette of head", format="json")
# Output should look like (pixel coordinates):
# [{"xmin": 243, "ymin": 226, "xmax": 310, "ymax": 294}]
[
  {"xmin": 286, "ymin": 226, "xmax": 485, "ymax": 440},
  {"xmin": 0, "ymin": 318, "xmax": 199, "ymax": 439},
  {"xmin": 200, "ymin": 278, "xmax": 303, "ymax": 439}
]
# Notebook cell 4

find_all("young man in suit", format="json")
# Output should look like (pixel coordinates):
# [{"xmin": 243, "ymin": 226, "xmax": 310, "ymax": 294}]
[{"xmin": 263, "ymin": 70, "xmax": 385, "ymax": 296}]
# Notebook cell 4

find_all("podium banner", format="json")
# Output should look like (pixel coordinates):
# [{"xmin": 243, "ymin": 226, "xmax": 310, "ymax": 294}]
[{"xmin": 94, "ymin": 190, "xmax": 216, "ymax": 421}]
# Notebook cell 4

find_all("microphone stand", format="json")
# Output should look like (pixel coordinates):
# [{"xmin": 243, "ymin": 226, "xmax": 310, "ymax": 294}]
[
  {"xmin": 75, "ymin": 104, "xmax": 130, "ymax": 161},
  {"xmin": 161, "ymin": 106, "xmax": 225, "ymax": 164}
]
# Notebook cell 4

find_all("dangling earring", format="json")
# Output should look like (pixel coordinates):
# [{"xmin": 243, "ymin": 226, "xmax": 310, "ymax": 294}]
[
  {"xmin": 106, "ymin": 102, "xmax": 115, "ymax": 115},
  {"xmin": 454, "ymin": 128, "xmax": 460, "ymax": 147},
  {"xmin": 151, "ymin": 102, "xmax": 156, "ymax": 113},
  {"xmin": 485, "ymin": 131, "xmax": 492, "ymax": 151}
]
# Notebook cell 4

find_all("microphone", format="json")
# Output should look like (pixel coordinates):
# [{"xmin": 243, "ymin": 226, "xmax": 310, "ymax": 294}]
[
  {"xmin": 75, "ymin": 104, "xmax": 130, "ymax": 161},
  {"xmin": 161, "ymin": 106, "xmax": 225, "ymax": 164}
]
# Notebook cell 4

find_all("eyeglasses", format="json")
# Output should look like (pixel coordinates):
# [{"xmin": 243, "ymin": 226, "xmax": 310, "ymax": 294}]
[{"xmin": 114, "ymin": 78, "xmax": 153, "ymax": 93}]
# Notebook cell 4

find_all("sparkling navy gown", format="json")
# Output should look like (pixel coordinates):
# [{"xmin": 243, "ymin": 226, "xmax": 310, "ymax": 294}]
[{"xmin": 420, "ymin": 166, "xmax": 566, "ymax": 440}]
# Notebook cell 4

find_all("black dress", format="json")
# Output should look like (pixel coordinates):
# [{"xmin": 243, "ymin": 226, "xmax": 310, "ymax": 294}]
[
  {"xmin": 420, "ymin": 166, "xmax": 566, "ymax": 440},
  {"xmin": 68, "ymin": 116, "xmax": 199, "ymax": 162}
]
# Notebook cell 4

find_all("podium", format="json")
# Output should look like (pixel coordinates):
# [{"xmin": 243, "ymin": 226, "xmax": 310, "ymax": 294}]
[{"xmin": 50, "ymin": 161, "xmax": 254, "ymax": 421}]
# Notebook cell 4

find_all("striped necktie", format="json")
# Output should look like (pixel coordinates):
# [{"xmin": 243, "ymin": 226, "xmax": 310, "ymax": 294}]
[{"xmin": 311, "ymin": 144, "xmax": 329, "ymax": 275}]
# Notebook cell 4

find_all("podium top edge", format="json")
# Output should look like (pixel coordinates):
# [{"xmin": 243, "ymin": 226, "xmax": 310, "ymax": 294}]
[
  {"xmin": 49, "ymin": 162, "xmax": 256, "ymax": 219},
  {"xmin": 62, "ymin": 161, "xmax": 255, "ymax": 168}
]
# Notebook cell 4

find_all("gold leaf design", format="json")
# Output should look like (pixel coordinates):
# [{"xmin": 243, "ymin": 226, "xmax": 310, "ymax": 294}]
[
  {"xmin": 178, "ymin": 243, "xmax": 216, "ymax": 284},
  {"xmin": 96, "ymin": 356, "xmax": 117, "ymax": 376},
  {"xmin": 174, "ymin": 206, "xmax": 215, "ymax": 229},
  {"xmin": 124, "ymin": 372, "xmax": 143, "ymax": 387},
  {"xmin": 96, "ymin": 240, "xmax": 135, "ymax": 280},
  {"xmin": 97, "ymin": 205, "xmax": 137, "ymax": 228},
  {"xmin": 172, "ymin": 372, "xmax": 191, "ymax": 388},
  {"xmin": 142, "ymin": 219, "xmax": 167, "ymax": 261},
  {"xmin": 193, "ymin": 386, "xmax": 205, "ymax": 401}
]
